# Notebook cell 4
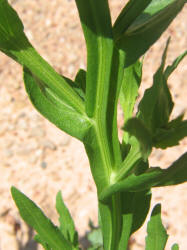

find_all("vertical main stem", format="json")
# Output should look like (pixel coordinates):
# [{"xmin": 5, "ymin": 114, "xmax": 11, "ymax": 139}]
[{"xmin": 84, "ymin": 48, "xmax": 127, "ymax": 249}]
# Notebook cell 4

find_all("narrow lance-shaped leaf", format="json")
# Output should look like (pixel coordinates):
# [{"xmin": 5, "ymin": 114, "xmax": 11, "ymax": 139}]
[
  {"xmin": 164, "ymin": 50, "xmax": 187, "ymax": 79},
  {"xmin": 99, "ymin": 152, "xmax": 187, "ymax": 202},
  {"xmin": 11, "ymin": 187, "xmax": 72, "ymax": 250},
  {"xmin": 0, "ymin": 0, "xmax": 85, "ymax": 114},
  {"xmin": 56, "ymin": 191, "xmax": 78, "ymax": 247},
  {"xmin": 99, "ymin": 167, "xmax": 163, "ymax": 202},
  {"xmin": 34, "ymin": 235, "xmax": 51, "ymax": 250},
  {"xmin": 115, "ymin": 0, "xmax": 186, "ymax": 67},
  {"xmin": 145, "ymin": 204, "xmax": 168, "ymax": 250},
  {"xmin": 113, "ymin": 0, "xmax": 152, "ymax": 40},
  {"xmin": 23, "ymin": 67, "xmax": 91, "ymax": 141}
]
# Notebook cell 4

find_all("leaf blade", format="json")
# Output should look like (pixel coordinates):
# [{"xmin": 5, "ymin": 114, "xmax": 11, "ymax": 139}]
[
  {"xmin": 116, "ymin": 0, "xmax": 186, "ymax": 67},
  {"xmin": 113, "ymin": 0, "xmax": 152, "ymax": 40},
  {"xmin": 56, "ymin": 191, "xmax": 78, "ymax": 247},
  {"xmin": 0, "ymin": 0, "xmax": 85, "ymax": 114},
  {"xmin": 11, "ymin": 187, "xmax": 72, "ymax": 250},
  {"xmin": 138, "ymin": 39, "xmax": 174, "ymax": 133},
  {"xmin": 120, "ymin": 60, "xmax": 142, "ymax": 124},
  {"xmin": 124, "ymin": 117, "xmax": 152, "ymax": 160},
  {"xmin": 145, "ymin": 204, "xmax": 168, "ymax": 250},
  {"xmin": 23, "ymin": 67, "xmax": 91, "ymax": 141}
]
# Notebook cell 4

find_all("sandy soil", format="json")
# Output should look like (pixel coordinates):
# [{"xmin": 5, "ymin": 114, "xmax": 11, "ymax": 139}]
[{"xmin": 0, "ymin": 1, "xmax": 186, "ymax": 249}]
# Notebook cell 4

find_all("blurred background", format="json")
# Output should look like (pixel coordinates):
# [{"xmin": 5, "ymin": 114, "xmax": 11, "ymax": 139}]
[{"xmin": 0, "ymin": 0, "xmax": 186, "ymax": 249}]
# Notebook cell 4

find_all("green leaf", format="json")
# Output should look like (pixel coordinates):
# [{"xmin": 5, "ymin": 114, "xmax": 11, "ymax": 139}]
[
  {"xmin": 120, "ymin": 60, "xmax": 143, "ymax": 145},
  {"xmin": 124, "ymin": 117, "xmax": 152, "ymax": 159},
  {"xmin": 11, "ymin": 187, "xmax": 72, "ymax": 250},
  {"xmin": 113, "ymin": 0, "xmax": 152, "ymax": 40},
  {"xmin": 0, "ymin": 0, "xmax": 29, "ymax": 53},
  {"xmin": 145, "ymin": 204, "xmax": 168, "ymax": 250},
  {"xmin": 34, "ymin": 234, "xmax": 51, "ymax": 250},
  {"xmin": 62, "ymin": 75, "xmax": 85, "ymax": 102},
  {"xmin": 56, "ymin": 191, "xmax": 78, "ymax": 247},
  {"xmin": 171, "ymin": 243, "xmax": 179, "ymax": 250},
  {"xmin": 116, "ymin": 0, "xmax": 186, "ymax": 67},
  {"xmin": 155, "ymin": 152, "xmax": 187, "ymax": 187},
  {"xmin": 74, "ymin": 68, "xmax": 86, "ymax": 96},
  {"xmin": 0, "ymin": 0, "xmax": 85, "ymax": 115},
  {"xmin": 118, "ymin": 188, "xmax": 151, "ymax": 249},
  {"xmin": 153, "ymin": 120, "xmax": 187, "ymax": 148},
  {"xmin": 23, "ymin": 67, "xmax": 91, "ymax": 141},
  {"xmin": 138, "ymin": 39, "xmax": 174, "ymax": 133},
  {"xmin": 100, "ymin": 152, "xmax": 187, "ymax": 202},
  {"xmin": 131, "ymin": 190, "xmax": 152, "ymax": 234},
  {"xmin": 164, "ymin": 50, "xmax": 187, "ymax": 79},
  {"xmin": 99, "ymin": 167, "xmax": 163, "ymax": 202}
]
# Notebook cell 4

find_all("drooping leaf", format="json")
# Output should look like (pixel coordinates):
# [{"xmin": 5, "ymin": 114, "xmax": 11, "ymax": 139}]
[
  {"xmin": 145, "ymin": 204, "xmax": 168, "ymax": 250},
  {"xmin": 56, "ymin": 191, "xmax": 78, "ymax": 247},
  {"xmin": 113, "ymin": 0, "xmax": 152, "ymax": 40},
  {"xmin": 11, "ymin": 187, "xmax": 72, "ymax": 250},
  {"xmin": 115, "ymin": 0, "xmax": 186, "ymax": 67},
  {"xmin": 23, "ymin": 67, "xmax": 91, "ymax": 141},
  {"xmin": 138, "ymin": 39, "xmax": 174, "ymax": 133}
]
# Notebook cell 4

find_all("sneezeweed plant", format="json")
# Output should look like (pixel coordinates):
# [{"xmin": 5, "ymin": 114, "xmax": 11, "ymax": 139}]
[{"xmin": 0, "ymin": 0, "xmax": 187, "ymax": 249}]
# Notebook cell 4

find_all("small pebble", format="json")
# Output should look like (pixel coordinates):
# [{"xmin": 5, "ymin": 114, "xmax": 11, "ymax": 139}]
[{"xmin": 41, "ymin": 161, "xmax": 47, "ymax": 169}]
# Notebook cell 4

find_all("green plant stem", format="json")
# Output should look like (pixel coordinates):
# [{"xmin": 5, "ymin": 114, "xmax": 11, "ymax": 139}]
[
  {"xmin": 98, "ymin": 194, "xmax": 123, "ymax": 250},
  {"xmin": 84, "ymin": 48, "xmax": 129, "ymax": 249}
]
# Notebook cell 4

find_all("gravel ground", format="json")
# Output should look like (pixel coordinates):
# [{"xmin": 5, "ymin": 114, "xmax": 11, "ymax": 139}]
[{"xmin": 0, "ymin": 1, "xmax": 186, "ymax": 249}]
